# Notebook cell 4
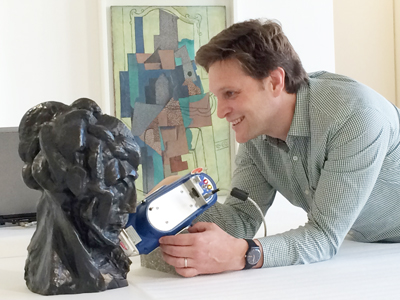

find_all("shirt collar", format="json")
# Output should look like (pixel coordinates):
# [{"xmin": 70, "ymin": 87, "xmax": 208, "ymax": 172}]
[
  {"xmin": 287, "ymin": 82, "xmax": 310, "ymax": 138},
  {"xmin": 260, "ymin": 80, "xmax": 310, "ymax": 148}
]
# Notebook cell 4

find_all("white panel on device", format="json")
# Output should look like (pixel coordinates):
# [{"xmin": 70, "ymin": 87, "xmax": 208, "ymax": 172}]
[{"xmin": 147, "ymin": 178, "xmax": 206, "ymax": 232}]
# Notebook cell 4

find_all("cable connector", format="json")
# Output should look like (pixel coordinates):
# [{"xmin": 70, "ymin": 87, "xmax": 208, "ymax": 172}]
[
  {"xmin": 211, "ymin": 188, "xmax": 220, "ymax": 194},
  {"xmin": 204, "ymin": 188, "xmax": 220, "ymax": 199},
  {"xmin": 230, "ymin": 187, "xmax": 267, "ymax": 237},
  {"xmin": 230, "ymin": 187, "xmax": 249, "ymax": 201}
]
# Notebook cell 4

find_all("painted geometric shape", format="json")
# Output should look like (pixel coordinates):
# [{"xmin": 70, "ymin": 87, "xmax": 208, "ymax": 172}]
[
  {"xmin": 144, "ymin": 63, "xmax": 161, "ymax": 70},
  {"xmin": 160, "ymin": 126, "xmax": 178, "ymax": 142},
  {"xmin": 164, "ymin": 99, "xmax": 184, "ymax": 127},
  {"xmin": 144, "ymin": 49, "xmax": 161, "ymax": 64},
  {"xmin": 134, "ymin": 17, "xmax": 145, "ymax": 53},
  {"xmin": 188, "ymin": 93, "xmax": 212, "ymax": 127},
  {"xmin": 143, "ymin": 129, "xmax": 162, "ymax": 156},
  {"xmin": 154, "ymin": 10, "xmax": 179, "ymax": 51},
  {"xmin": 159, "ymin": 50, "xmax": 175, "ymax": 70},
  {"xmin": 160, "ymin": 125, "xmax": 189, "ymax": 159},
  {"xmin": 119, "ymin": 71, "xmax": 131, "ymax": 118},
  {"xmin": 131, "ymin": 102, "xmax": 164, "ymax": 136},
  {"xmin": 175, "ymin": 45, "xmax": 196, "ymax": 82},
  {"xmin": 170, "ymin": 156, "xmax": 188, "ymax": 172},
  {"xmin": 157, "ymin": 109, "xmax": 168, "ymax": 126},
  {"xmin": 136, "ymin": 53, "xmax": 152, "ymax": 63},
  {"xmin": 183, "ymin": 78, "xmax": 201, "ymax": 96},
  {"xmin": 170, "ymin": 65, "xmax": 189, "ymax": 100},
  {"xmin": 155, "ymin": 74, "xmax": 172, "ymax": 106}
]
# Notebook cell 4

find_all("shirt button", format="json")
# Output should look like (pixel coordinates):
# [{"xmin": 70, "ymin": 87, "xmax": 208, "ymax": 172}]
[
  {"xmin": 293, "ymin": 156, "xmax": 298, "ymax": 161},
  {"xmin": 304, "ymin": 190, "xmax": 310, "ymax": 195}
]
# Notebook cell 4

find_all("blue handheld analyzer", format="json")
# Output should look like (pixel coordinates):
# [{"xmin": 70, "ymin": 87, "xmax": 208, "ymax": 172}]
[{"xmin": 119, "ymin": 168, "xmax": 218, "ymax": 256}]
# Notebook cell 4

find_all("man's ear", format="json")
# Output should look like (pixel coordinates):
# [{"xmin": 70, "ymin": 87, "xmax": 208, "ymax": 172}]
[{"xmin": 268, "ymin": 67, "xmax": 285, "ymax": 97}]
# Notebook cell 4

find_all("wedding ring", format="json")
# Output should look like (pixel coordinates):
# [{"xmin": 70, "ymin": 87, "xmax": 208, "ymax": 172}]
[{"xmin": 184, "ymin": 257, "xmax": 188, "ymax": 268}]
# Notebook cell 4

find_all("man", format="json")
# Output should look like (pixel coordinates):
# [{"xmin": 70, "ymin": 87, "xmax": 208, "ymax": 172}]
[{"xmin": 159, "ymin": 19, "xmax": 400, "ymax": 278}]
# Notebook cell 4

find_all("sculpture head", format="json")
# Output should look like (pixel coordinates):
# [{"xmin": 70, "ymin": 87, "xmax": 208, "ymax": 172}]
[{"xmin": 19, "ymin": 98, "xmax": 140, "ymax": 294}]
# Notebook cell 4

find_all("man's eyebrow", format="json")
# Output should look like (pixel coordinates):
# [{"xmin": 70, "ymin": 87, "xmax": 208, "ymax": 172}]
[{"xmin": 215, "ymin": 86, "xmax": 238, "ymax": 92}]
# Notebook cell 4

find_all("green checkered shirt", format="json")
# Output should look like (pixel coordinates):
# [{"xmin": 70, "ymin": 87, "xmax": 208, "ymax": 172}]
[{"xmin": 198, "ymin": 71, "xmax": 400, "ymax": 268}]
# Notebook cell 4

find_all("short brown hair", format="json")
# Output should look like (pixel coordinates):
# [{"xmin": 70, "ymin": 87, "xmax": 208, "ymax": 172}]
[{"xmin": 195, "ymin": 19, "xmax": 308, "ymax": 93}]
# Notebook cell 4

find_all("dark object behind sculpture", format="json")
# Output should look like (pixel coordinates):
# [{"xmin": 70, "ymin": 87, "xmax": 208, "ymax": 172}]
[
  {"xmin": 0, "ymin": 127, "xmax": 40, "ymax": 225},
  {"xmin": 18, "ymin": 98, "xmax": 140, "ymax": 295}
]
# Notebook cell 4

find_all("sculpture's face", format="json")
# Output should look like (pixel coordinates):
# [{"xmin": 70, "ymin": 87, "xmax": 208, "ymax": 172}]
[
  {"xmin": 84, "ymin": 172, "xmax": 138, "ymax": 248},
  {"xmin": 103, "ymin": 175, "xmax": 137, "ymax": 245}
]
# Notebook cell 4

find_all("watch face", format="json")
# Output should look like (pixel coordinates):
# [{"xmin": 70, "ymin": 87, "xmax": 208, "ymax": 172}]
[{"xmin": 247, "ymin": 248, "xmax": 261, "ymax": 265}]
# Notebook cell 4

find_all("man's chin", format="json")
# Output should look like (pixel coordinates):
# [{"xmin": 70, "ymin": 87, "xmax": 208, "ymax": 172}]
[{"xmin": 235, "ymin": 135, "xmax": 250, "ymax": 144}]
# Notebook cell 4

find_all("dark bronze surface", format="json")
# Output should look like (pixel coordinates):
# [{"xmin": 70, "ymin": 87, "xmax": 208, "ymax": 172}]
[{"xmin": 18, "ymin": 98, "xmax": 140, "ymax": 295}]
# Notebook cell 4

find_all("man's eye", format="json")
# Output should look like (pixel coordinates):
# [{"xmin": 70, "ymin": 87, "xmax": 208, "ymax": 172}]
[{"xmin": 225, "ymin": 91, "xmax": 236, "ymax": 98}]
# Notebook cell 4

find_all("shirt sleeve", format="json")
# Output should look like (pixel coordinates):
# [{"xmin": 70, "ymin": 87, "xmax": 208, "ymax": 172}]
[
  {"xmin": 258, "ymin": 108, "xmax": 391, "ymax": 267},
  {"xmin": 195, "ymin": 142, "xmax": 276, "ymax": 239}
]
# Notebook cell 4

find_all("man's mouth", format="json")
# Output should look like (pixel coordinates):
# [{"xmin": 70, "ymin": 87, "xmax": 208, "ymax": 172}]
[{"xmin": 232, "ymin": 117, "xmax": 244, "ymax": 126}]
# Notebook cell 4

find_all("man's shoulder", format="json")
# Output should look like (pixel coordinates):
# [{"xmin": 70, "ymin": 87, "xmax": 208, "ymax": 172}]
[
  {"xmin": 306, "ymin": 71, "xmax": 389, "ymax": 117},
  {"xmin": 308, "ymin": 71, "xmax": 359, "ymax": 85},
  {"xmin": 302, "ymin": 71, "xmax": 398, "ymax": 136}
]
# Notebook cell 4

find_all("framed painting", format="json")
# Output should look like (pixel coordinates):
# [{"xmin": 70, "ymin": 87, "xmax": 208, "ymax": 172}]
[{"xmin": 110, "ymin": 6, "xmax": 231, "ymax": 199}]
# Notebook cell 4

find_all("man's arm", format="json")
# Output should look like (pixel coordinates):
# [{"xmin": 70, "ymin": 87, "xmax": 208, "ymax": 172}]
[
  {"xmin": 159, "ymin": 143, "xmax": 274, "ymax": 276},
  {"xmin": 258, "ymin": 108, "xmax": 391, "ymax": 267}
]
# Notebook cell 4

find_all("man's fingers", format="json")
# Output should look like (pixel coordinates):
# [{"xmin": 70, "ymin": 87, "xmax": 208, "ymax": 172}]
[
  {"xmin": 159, "ymin": 233, "xmax": 194, "ymax": 246},
  {"xmin": 162, "ymin": 252, "xmax": 190, "ymax": 268},
  {"xmin": 188, "ymin": 222, "xmax": 219, "ymax": 233},
  {"xmin": 159, "ymin": 244, "xmax": 188, "ymax": 258},
  {"xmin": 162, "ymin": 252, "xmax": 199, "ymax": 277},
  {"xmin": 175, "ymin": 267, "xmax": 199, "ymax": 278},
  {"xmin": 160, "ymin": 222, "xmax": 220, "ymax": 245}
]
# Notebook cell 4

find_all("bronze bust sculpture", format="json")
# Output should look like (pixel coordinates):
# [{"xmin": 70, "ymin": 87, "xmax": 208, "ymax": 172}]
[{"xmin": 18, "ymin": 98, "xmax": 140, "ymax": 295}]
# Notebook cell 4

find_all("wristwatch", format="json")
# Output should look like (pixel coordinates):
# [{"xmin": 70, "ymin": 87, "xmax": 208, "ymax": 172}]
[{"xmin": 243, "ymin": 239, "xmax": 261, "ymax": 269}]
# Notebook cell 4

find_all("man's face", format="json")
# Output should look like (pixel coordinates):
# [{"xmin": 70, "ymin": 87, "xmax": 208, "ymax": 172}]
[{"xmin": 209, "ymin": 59, "xmax": 282, "ymax": 143}]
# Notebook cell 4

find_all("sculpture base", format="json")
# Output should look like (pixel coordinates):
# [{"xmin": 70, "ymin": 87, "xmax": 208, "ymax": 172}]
[{"xmin": 140, "ymin": 247, "xmax": 178, "ymax": 275}]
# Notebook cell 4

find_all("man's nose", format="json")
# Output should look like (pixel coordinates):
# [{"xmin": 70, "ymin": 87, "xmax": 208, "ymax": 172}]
[{"xmin": 216, "ymin": 97, "xmax": 230, "ymax": 119}]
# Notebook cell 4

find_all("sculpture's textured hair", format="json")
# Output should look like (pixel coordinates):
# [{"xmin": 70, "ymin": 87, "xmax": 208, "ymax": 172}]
[
  {"xmin": 19, "ymin": 98, "xmax": 140, "ymax": 211},
  {"xmin": 195, "ymin": 19, "xmax": 308, "ymax": 93}
]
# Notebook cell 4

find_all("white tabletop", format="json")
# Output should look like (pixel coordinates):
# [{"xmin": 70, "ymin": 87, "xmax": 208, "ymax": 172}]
[{"xmin": 1, "ymin": 225, "xmax": 400, "ymax": 300}]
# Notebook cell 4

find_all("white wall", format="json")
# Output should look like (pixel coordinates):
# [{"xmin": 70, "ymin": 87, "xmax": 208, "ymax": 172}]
[
  {"xmin": 0, "ymin": 0, "xmax": 102, "ymax": 127},
  {"xmin": 333, "ymin": 0, "xmax": 397, "ymax": 105}
]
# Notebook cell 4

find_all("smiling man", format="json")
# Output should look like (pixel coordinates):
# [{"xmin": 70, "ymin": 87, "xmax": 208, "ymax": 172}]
[{"xmin": 159, "ymin": 19, "xmax": 400, "ymax": 277}]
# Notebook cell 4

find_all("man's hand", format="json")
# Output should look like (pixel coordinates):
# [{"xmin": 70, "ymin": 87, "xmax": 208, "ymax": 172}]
[{"xmin": 159, "ymin": 222, "xmax": 250, "ymax": 277}]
